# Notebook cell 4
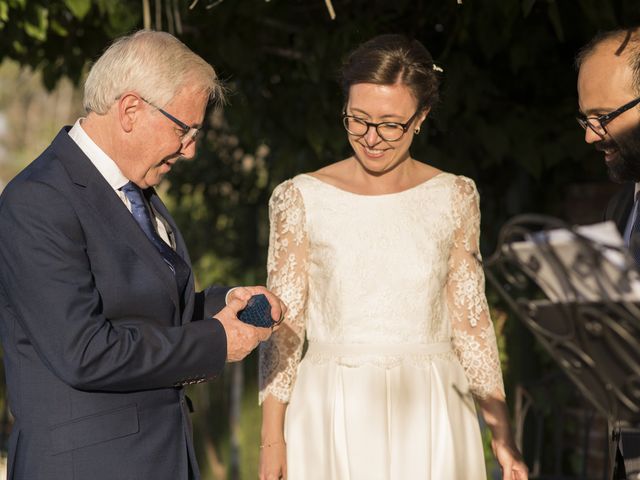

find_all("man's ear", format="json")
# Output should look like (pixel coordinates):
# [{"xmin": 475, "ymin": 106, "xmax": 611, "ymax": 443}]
[{"xmin": 117, "ymin": 93, "xmax": 142, "ymax": 133}]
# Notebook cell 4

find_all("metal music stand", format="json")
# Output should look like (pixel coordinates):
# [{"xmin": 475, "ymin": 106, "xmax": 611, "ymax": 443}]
[{"xmin": 484, "ymin": 214, "xmax": 640, "ymax": 480}]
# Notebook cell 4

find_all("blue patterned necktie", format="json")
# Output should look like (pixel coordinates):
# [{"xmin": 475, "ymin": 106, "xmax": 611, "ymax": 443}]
[
  {"xmin": 630, "ymin": 192, "xmax": 640, "ymax": 267},
  {"xmin": 120, "ymin": 182, "xmax": 190, "ymax": 292}
]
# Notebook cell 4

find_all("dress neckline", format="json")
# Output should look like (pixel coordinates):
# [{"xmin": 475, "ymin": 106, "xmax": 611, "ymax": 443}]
[{"xmin": 300, "ymin": 172, "xmax": 447, "ymax": 198}]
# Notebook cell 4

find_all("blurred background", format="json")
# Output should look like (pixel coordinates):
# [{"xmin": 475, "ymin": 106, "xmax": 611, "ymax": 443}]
[{"xmin": 1, "ymin": 0, "xmax": 639, "ymax": 478}]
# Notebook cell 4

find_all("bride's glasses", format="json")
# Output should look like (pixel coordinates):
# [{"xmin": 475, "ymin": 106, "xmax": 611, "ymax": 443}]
[{"xmin": 342, "ymin": 110, "xmax": 419, "ymax": 142}]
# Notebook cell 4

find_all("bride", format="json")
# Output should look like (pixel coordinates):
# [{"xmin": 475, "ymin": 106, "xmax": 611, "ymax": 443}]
[{"xmin": 258, "ymin": 34, "xmax": 528, "ymax": 480}]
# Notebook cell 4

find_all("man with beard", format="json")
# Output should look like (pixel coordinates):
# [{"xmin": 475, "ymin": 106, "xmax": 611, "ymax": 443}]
[
  {"xmin": 576, "ymin": 27, "xmax": 640, "ymax": 479},
  {"xmin": 576, "ymin": 27, "xmax": 640, "ymax": 246}
]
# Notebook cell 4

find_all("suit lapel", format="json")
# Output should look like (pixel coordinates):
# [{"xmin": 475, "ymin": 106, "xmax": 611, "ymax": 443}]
[
  {"xmin": 605, "ymin": 183, "xmax": 635, "ymax": 235},
  {"xmin": 149, "ymin": 194, "xmax": 188, "ymax": 260},
  {"xmin": 149, "ymin": 194, "xmax": 196, "ymax": 324},
  {"xmin": 51, "ymin": 129, "xmax": 181, "ymax": 311}
]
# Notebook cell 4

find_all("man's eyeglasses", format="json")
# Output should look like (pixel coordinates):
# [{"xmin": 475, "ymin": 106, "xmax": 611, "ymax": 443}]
[
  {"xmin": 342, "ymin": 110, "xmax": 419, "ymax": 142},
  {"xmin": 576, "ymin": 96, "xmax": 640, "ymax": 139},
  {"xmin": 141, "ymin": 97, "xmax": 201, "ymax": 147}
]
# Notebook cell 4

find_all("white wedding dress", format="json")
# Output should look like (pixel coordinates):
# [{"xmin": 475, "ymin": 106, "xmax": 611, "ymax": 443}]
[{"xmin": 259, "ymin": 172, "xmax": 504, "ymax": 480}]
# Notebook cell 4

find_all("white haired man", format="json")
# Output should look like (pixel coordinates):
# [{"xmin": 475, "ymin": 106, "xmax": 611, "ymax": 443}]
[{"xmin": 0, "ymin": 30, "xmax": 284, "ymax": 480}]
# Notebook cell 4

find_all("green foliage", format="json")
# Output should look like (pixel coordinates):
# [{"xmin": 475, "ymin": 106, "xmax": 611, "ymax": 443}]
[
  {"xmin": 0, "ymin": 0, "xmax": 139, "ymax": 88},
  {"xmin": 157, "ymin": 0, "xmax": 640, "ymax": 278},
  {"xmin": 63, "ymin": 0, "xmax": 91, "ymax": 20},
  {"xmin": 3, "ymin": 0, "xmax": 640, "ymax": 477}
]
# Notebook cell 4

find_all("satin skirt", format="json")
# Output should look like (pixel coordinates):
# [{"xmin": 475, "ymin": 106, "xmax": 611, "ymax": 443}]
[{"xmin": 284, "ymin": 342, "xmax": 487, "ymax": 480}]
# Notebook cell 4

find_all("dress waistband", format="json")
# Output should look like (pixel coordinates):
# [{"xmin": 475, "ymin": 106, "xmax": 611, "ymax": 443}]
[{"xmin": 306, "ymin": 341, "xmax": 451, "ymax": 356}]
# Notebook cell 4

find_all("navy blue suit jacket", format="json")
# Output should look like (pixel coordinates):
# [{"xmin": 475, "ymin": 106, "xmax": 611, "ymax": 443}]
[
  {"xmin": 0, "ymin": 128, "xmax": 229, "ymax": 479},
  {"xmin": 605, "ymin": 182, "xmax": 635, "ymax": 234}
]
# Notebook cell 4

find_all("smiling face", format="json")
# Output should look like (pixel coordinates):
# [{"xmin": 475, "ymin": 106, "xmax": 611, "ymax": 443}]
[
  {"xmin": 345, "ymin": 82, "xmax": 427, "ymax": 175},
  {"xmin": 578, "ymin": 40, "xmax": 640, "ymax": 183},
  {"xmin": 127, "ymin": 83, "xmax": 209, "ymax": 188}
]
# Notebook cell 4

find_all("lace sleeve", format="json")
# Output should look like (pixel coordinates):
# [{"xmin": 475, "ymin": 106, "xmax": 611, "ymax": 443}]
[
  {"xmin": 447, "ymin": 177, "xmax": 505, "ymax": 400},
  {"xmin": 259, "ymin": 180, "xmax": 309, "ymax": 404}
]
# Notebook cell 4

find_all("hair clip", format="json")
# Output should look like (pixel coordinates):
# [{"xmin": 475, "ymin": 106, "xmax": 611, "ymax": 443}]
[{"xmin": 432, "ymin": 64, "xmax": 444, "ymax": 73}]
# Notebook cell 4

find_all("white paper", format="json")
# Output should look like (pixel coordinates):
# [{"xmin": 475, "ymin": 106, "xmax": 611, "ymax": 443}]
[{"xmin": 506, "ymin": 221, "xmax": 640, "ymax": 303}]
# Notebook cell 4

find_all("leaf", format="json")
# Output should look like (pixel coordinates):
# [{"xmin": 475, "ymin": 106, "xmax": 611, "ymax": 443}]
[
  {"xmin": 0, "ymin": 2, "xmax": 8, "ymax": 22},
  {"xmin": 509, "ymin": 43, "xmax": 529, "ymax": 73},
  {"xmin": 546, "ymin": 0, "xmax": 564, "ymax": 42},
  {"xmin": 101, "ymin": 1, "xmax": 141, "ymax": 36},
  {"xmin": 50, "ymin": 19, "xmax": 69, "ymax": 37},
  {"xmin": 64, "ymin": 0, "xmax": 91, "ymax": 20},
  {"xmin": 522, "ymin": 0, "xmax": 536, "ymax": 17},
  {"xmin": 11, "ymin": 39, "xmax": 25, "ymax": 54},
  {"xmin": 23, "ymin": 6, "xmax": 48, "ymax": 41},
  {"xmin": 305, "ymin": 125, "xmax": 325, "ymax": 159}
]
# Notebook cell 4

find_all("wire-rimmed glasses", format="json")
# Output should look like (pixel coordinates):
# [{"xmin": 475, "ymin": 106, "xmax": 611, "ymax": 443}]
[{"xmin": 141, "ymin": 97, "xmax": 201, "ymax": 147}]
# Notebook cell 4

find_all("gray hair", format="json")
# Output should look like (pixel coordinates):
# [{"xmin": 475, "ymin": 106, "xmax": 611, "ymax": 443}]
[
  {"xmin": 575, "ymin": 27, "xmax": 640, "ymax": 94},
  {"xmin": 83, "ymin": 30, "xmax": 225, "ymax": 114}
]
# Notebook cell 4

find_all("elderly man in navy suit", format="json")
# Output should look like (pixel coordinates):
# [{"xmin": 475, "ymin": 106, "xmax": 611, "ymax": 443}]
[{"xmin": 0, "ymin": 30, "xmax": 284, "ymax": 480}]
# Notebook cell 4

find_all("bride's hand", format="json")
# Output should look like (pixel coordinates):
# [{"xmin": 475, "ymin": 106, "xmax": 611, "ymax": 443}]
[
  {"xmin": 259, "ymin": 440, "xmax": 287, "ymax": 480},
  {"xmin": 492, "ymin": 439, "xmax": 528, "ymax": 480}
]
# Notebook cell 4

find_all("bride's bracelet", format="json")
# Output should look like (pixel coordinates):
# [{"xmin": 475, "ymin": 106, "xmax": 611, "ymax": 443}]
[{"xmin": 260, "ymin": 440, "xmax": 286, "ymax": 449}]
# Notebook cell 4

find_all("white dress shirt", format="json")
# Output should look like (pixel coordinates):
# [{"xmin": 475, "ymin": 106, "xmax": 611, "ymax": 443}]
[
  {"xmin": 68, "ymin": 119, "xmax": 171, "ymax": 245},
  {"xmin": 69, "ymin": 120, "xmax": 237, "ymax": 305}
]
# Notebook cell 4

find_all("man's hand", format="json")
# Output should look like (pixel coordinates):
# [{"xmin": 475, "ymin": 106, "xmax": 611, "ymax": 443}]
[
  {"xmin": 215, "ymin": 286, "xmax": 286, "ymax": 362},
  {"xmin": 227, "ymin": 286, "xmax": 287, "ymax": 325}
]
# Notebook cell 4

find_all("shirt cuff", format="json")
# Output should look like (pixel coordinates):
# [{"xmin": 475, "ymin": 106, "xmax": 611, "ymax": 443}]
[{"xmin": 224, "ymin": 287, "xmax": 238, "ymax": 306}]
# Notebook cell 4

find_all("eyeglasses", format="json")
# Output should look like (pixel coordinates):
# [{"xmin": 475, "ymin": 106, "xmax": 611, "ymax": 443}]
[
  {"xmin": 141, "ymin": 97, "xmax": 201, "ymax": 147},
  {"xmin": 576, "ymin": 96, "xmax": 640, "ymax": 139},
  {"xmin": 342, "ymin": 110, "xmax": 419, "ymax": 142}
]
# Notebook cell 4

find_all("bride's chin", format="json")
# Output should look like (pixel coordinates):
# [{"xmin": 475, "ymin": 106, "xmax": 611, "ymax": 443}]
[
  {"xmin": 355, "ymin": 155, "xmax": 402, "ymax": 175},
  {"xmin": 356, "ymin": 159, "xmax": 389, "ymax": 174}
]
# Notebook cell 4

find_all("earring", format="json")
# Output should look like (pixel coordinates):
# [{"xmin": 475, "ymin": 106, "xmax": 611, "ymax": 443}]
[{"xmin": 414, "ymin": 127, "xmax": 420, "ymax": 135}]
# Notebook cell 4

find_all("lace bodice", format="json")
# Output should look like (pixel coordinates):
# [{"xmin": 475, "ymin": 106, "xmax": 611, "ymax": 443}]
[{"xmin": 259, "ymin": 173, "xmax": 504, "ymax": 403}]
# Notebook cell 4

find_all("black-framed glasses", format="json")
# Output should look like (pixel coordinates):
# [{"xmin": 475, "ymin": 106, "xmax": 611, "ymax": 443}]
[
  {"xmin": 576, "ymin": 96, "xmax": 640, "ymax": 138},
  {"xmin": 342, "ymin": 110, "xmax": 419, "ymax": 142},
  {"xmin": 141, "ymin": 97, "xmax": 201, "ymax": 147}
]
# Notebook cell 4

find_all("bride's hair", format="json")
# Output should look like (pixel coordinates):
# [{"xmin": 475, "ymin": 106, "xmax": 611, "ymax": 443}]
[{"xmin": 340, "ymin": 34, "xmax": 441, "ymax": 112}]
